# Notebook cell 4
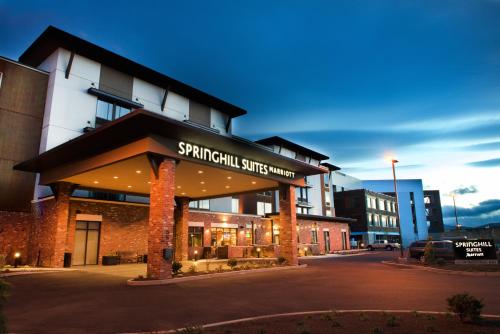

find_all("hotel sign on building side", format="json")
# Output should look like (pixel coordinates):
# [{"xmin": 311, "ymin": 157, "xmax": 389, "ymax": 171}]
[{"xmin": 178, "ymin": 141, "xmax": 296, "ymax": 179}]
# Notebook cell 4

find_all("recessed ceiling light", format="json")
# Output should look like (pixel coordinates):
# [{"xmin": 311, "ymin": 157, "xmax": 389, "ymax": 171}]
[
  {"xmin": 200, "ymin": 181, "xmax": 205, "ymax": 185},
  {"xmin": 177, "ymin": 185, "xmax": 181, "ymax": 189},
  {"xmin": 127, "ymin": 185, "xmax": 132, "ymax": 188},
  {"xmin": 113, "ymin": 176, "xmax": 119, "ymax": 179},
  {"xmin": 147, "ymin": 181, "xmax": 151, "ymax": 184},
  {"xmin": 227, "ymin": 176, "xmax": 232, "ymax": 180},
  {"xmin": 251, "ymin": 181, "xmax": 256, "ymax": 185},
  {"xmin": 202, "ymin": 189, "xmax": 207, "ymax": 192},
  {"xmin": 181, "ymin": 192, "xmax": 186, "ymax": 195},
  {"xmin": 93, "ymin": 180, "xmax": 99, "ymax": 184},
  {"xmin": 225, "ymin": 185, "xmax": 230, "ymax": 189},
  {"xmin": 198, "ymin": 170, "xmax": 204, "ymax": 174},
  {"xmin": 135, "ymin": 170, "xmax": 142, "ymax": 174}
]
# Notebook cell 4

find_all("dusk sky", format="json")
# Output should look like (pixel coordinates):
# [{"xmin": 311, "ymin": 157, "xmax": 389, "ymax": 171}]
[{"xmin": 1, "ymin": 0, "xmax": 499, "ymax": 227}]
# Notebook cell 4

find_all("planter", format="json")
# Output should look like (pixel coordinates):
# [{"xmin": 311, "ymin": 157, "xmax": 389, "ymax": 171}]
[{"xmin": 102, "ymin": 255, "xmax": 120, "ymax": 266}]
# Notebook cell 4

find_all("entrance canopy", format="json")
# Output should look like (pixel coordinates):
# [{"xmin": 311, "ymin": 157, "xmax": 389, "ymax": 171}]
[{"xmin": 15, "ymin": 110, "xmax": 327, "ymax": 199}]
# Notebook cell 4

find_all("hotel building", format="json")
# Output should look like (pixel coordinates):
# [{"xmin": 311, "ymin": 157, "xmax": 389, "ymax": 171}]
[{"xmin": 0, "ymin": 26, "xmax": 353, "ymax": 279}]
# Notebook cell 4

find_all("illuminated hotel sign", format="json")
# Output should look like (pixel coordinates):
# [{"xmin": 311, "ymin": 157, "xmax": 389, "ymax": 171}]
[
  {"xmin": 178, "ymin": 141, "xmax": 296, "ymax": 179},
  {"xmin": 453, "ymin": 239, "xmax": 498, "ymax": 264}
]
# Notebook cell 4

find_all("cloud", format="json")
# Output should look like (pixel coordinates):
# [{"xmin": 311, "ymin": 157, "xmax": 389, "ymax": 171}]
[
  {"xmin": 451, "ymin": 185, "xmax": 478, "ymax": 195},
  {"xmin": 463, "ymin": 141, "xmax": 500, "ymax": 151},
  {"xmin": 467, "ymin": 158, "xmax": 500, "ymax": 167},
  {"xmin": 442, "ymin": 199, "xmax": 500, "ymax": 219}
]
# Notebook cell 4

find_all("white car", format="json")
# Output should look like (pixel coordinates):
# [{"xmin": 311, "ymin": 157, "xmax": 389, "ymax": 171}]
[{"xmin": 366, "ymin": 240, "xmax": 401, "ymax": 251}]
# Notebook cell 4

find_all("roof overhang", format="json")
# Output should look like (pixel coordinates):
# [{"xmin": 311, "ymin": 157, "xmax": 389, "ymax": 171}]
[{"xmin": 15, "ymin": 110, "xmax": 327, "ymax": 197}]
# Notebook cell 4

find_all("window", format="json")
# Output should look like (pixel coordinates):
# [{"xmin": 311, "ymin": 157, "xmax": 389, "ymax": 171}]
[
  {"xmin": 324, "ymin": 173, "xmax": 330, "ymax": 188},
  {"xmin": 311, "ymin": 225, "xmax": 318, "ymax": 244},
  {"xmin": 272, "ymin": 221, "xmax": 280, "ymax": 244},
  {"xmin": 381, "ymin": 216, "xmax": 387, "ymax": 227},
  {"xmin": 367, "ymin": 213, "xmax": 373, "ymax": 225},
  {"xmin": 257, "ymin": 202, "xmax": 272, "ymax": 216},
  {"xmin": 211, "ymin": 228, "xmax": 237, "ymax": 246},
  {"xmin": 371, "ymin": 198, "xmax": 376, "ymax": 209},
  {"xmin": 366, "ymin": 196, "xmax": 371, "ymax": 208},
  {"xmin": 189, "ymin": 200, "xmax": 210, "ymax": 210},
  {"xmin": 231, "ymin": 198, "xmax": 239, "ymax": 213},
  {"xmin": 378, "ymin": 199, "xmax": 385, "ymax": 211},
  {"xmin": 245, "ymin": 223, "xmax": 254, "ymax": 245},
  {"xmin": 374, "ymin": 214, "xmax": 380, "ymax": 226},
  {"xmin": 188, "ymin": 227, "xmax": 204, "ymax": 247},
  {"xmin": 95, "ymin": 99, "xmax": 131, "ymax": 127}
]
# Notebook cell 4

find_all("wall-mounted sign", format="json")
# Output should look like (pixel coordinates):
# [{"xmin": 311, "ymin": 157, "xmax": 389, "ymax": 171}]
[
  {"xmin": 453, "ymin": 239, "xmax": 498, "ymax": 264},
  {"xmin": 178, "ymin": 141, "xmax": 296, "ymax": 179}
]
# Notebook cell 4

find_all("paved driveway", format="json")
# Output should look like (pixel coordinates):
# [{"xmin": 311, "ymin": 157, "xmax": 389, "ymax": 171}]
[{"xmin": 4, "ymin": 252, "xmax": 500, "ymax": 333}]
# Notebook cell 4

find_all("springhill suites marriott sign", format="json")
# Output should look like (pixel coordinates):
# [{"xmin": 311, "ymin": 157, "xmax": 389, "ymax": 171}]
[{"xmin": 178, "ymin": 141, "xmax": 296, "ymax": 179}]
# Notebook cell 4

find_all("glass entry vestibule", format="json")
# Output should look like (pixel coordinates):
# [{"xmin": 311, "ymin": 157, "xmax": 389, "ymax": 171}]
[{"xmin": 73, "ymin": 221, "xmax": 101, "ymax": 265}]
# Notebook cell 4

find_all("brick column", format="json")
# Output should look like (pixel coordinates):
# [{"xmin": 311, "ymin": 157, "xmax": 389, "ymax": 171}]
[
  {"xmin": 279, "ymin": 183, "xmax": 298, "ymax": 265},
  {"xmin": 148, "ymin": 158, "xmax": 176, "ymax": 279},
  {"xmin": 174, "ymin": 197, "xmax": 189, "ymax": 262},
  {"xmin": 51, "ymin": 182, "xmax": 72, "ymax": 267}
]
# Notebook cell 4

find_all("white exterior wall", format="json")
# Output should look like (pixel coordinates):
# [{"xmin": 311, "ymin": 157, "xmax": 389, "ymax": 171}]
[
  {"xmin": 210, "ymin": 108, "xmax": 230, "ymax": 135},
  {"xmin": 332, "ymin": 171, "xmax": 362, "ymax": 191},
  {"xmin": 307, "ymin": 174, "xmax": 323, "ymax": 215},
  {"xmin": 38, "ymin": 48, "xmax": 101, "ymax": 152},
  {"xmin": 362, "ymin": 179, "xmax": 428, "ymax": 246}
]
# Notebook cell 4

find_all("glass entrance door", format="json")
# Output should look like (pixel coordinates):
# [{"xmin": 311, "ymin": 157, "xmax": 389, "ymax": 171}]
[
  {"xmin": 73, "ymin": 221, "xmax": 101, "ymax": 265},
  {"xmin": 323, "ymin": 231, "xmax": 330, "ymax": 253}
]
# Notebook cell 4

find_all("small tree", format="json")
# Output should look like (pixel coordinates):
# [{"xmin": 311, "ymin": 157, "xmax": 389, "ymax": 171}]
[
  {"xmin": 423, "ymin": 239, "xmax": 436, "ymax": 264},
  {"xmin": 447, "ymin": 293, "xmax": 484, "ymax": 323},
  {"xmin": 172, "ymin": 261, "xmax": 183, "ymax": 274},
  {"xmin": 0, "ymin": 279, "xmax": 10, "ymax": 334}
]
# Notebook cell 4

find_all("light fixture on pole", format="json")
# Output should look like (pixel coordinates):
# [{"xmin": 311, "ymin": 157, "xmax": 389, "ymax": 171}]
[
  {"xmin": 391, "ymin": 159, "xmax": 404, "ymax": 258},
  {"xmin": 452, "ymin": 193, "xmax": 460, "ymax": 230}
]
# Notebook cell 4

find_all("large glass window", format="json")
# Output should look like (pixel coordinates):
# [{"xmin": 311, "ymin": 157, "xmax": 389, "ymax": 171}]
[
  {"xmin": 211, "ymin": 228, "xmax": 237, "ymax": 246},
  {"xmin": 231, "ymin": 198, "xmax": 239, "ymax": 213},
  {"xmin": 245, "ymin": 223, "xmax": 254, "ymax": 245},
  {"xmin": 367, "ymin": 213, "xmax": 373, "ymax": 225},
  {"xmin": 95, "ymin": 99, "xmax": 131, "ymax": 127},
  {"xmin": 378, "ymin": 199, "xmax": 385, "ymax": 211},
  {"xmin": 374, "ymin": 214, "xmax": 380, "ymax": 226},
  {"xmin": 188, "ymin": 227, "xmax": 204, "ymax": 247},
  {"xmin": 189, "ymin": 200, "xmax": 210, "ymax": 210},
  {"xmin": 257, "ymin": 202, "xmax": 272, "ymax": 216},
  {"xmin": 311, "ymin": 227, "xmax": 318, "ymax": 244}
]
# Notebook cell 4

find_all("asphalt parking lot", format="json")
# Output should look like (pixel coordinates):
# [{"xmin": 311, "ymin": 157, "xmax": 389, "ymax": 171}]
[{"xmin": 4, "ymin": 252, "xmax": 500, "ymax": 333}]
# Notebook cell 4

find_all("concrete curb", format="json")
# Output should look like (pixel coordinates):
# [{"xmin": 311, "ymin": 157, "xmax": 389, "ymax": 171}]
[
  {"xmin": 381, "ymin": 260, "xmax": 500, "ymax": 276},
  {"xmin": 0, "ymin": 268, "xmax": 77, "ymax": 278},
  {"xmin": 121, "ymin": 309, "xmax": 500, "ymax": 334},
  {"xmin": 126, "ymin": 264, "xmax": 308, "ymax": 286}
]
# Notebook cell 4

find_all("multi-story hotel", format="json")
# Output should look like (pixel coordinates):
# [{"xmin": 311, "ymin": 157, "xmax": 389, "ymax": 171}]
[{"xmin": 0, "ymin": 26, "xmax": 354, "ymax": 279}]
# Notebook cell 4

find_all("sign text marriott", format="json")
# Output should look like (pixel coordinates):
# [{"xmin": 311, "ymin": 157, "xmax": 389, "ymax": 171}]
[{"xmin": 178, "ymin": 141, "xmax": 296, "ymax": 179}]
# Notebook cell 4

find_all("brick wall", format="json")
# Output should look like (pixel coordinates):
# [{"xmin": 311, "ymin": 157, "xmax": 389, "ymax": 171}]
[
  {"xmin": 0, "ymin": 210, "xmax": 32, "ymax": 265},
  {"xmin": 297, "ymin": 219, "xmax": 350, "ymax": 254}
]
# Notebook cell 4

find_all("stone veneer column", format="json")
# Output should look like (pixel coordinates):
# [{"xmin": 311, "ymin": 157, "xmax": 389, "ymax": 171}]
[
  {"xmin": 148, "ymin": 158, "xmax": 176, "ymax": 279},
  {"xmin": 174, "ymin": 197, "xmax": 190, "ymax": 262},
  {"xmin": 51, "ymin": 182, "xmax": 73, "ymax": 267},
  {"xmin": 279, "ymin": 183, "xmax": 298, "ymax": 266}
]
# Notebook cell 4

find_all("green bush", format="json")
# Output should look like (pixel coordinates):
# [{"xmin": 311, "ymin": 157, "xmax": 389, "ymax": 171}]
[
  {"xmin": 277, "ymin": 256, "xmax": 287, "ymax": 265},
  {"xmin": 447, "ymin": 293, "xmax": 484, "ymax": 323},
  {"xmin": 172, "ymin": 261, "xmax": 183, "ymax": 274},
  {"xmin": 0, "ymin": 279, "xmax": 10, "ymax": 334},
  {"xmin": 227, "ymin": 258, "xmax": 238, "ymax": 268},
  {"xmin": 424, "ymin": 241, "xmax": 436, "ymax": 264}
]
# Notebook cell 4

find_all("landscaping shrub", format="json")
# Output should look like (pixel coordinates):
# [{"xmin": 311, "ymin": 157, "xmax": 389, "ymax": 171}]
[
  {"xmin": 277, "ymin": 256, "xmax": 287, "ymax": 265},
  {"xmin": 424, "ymin": 240, "xmax": 436, "ymax": 264},
  {"xmin": 447, "ymin": 293, "xmax": 484, "ymax": 323},
  {"xmin": 227, "ymin": 258, "xmax": 238, "ymax": 269},
  {"xmin": 172, "ymin": 261, "xmax": 182, "ymax": 274},
  {"xmin": 386, "ymin": 315, "xmax": 399, "ymax": 327},
  {"xmin": 0, "ymin": 279, "xmax": 10, "ymax": 334}
]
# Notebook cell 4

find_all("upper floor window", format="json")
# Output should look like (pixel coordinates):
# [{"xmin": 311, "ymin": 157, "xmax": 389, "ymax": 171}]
[
  {"xmin": 95, "ymin": 99, "xmax": 131, "ymax": 127},
  {"xmin": 189, "ymin": 199, "xmax": 210, "ymax": 210}
]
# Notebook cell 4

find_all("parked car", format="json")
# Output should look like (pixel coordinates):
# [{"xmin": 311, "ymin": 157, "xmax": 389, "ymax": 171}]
[
  {"xmin": 366, "ymin": 240, "xmax": 401, "ymax": 251},
  {"xmin": 408, "ymin": 240, "xmax": 455, "ymax": 260}
]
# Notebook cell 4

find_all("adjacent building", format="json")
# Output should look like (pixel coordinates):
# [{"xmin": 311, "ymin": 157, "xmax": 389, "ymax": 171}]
[
  {"xmin": 362, "ymin": 179, "xmax": 428, "ymax": 246},
  {"xmin": 334, "ymin": 189, "xmax": 399, "ymax": 246},
  {"xmin": 424, "ymin": 190, "xmax": 444, "ymax": 233}
]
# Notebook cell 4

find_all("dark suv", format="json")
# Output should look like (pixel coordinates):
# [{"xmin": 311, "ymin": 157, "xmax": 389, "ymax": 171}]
[{"xmin": 409, "ymin": 240, "xmax": 455, "ymax": 260}]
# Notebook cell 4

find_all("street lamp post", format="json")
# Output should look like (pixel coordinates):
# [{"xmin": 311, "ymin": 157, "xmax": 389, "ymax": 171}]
[{"xmin": 391, "ymin": 159, "xmax": 404, "ymax": 258}]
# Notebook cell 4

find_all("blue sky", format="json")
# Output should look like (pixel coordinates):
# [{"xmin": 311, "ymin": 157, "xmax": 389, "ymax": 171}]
[{"xmin": 1, "ymin": 0, "xmax": 499, "ymax": 226}]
